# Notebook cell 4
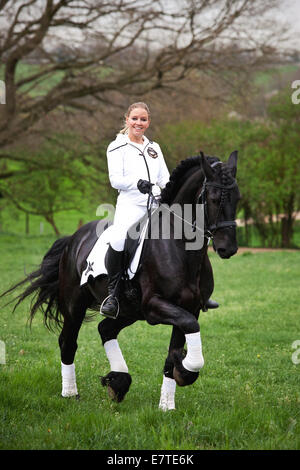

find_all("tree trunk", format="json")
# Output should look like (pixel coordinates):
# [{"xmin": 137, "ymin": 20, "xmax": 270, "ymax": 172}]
[
  {"xmin": 45, "ymin": 214, "xmax": 60, "ymax": 236},
  {"xmin": 281, "ymin": 194, "xmax": 295, "ymax": 248},
  {"xmin": 281, "ymin": 216, "xmax": 294, "ymax": 248},
  {"xmin": 255, "ymin": 220, "xmax": 268, "ymax": 248}
]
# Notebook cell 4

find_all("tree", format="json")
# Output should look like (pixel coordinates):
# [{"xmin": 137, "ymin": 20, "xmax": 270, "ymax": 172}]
[
  {"xmin": 0, "ymin": 142, "xmax": 99, "ymax": 234},
  {"xmin": 155, "ymin": 94, "xmax": 300, "ymax": 248},
  {"xmin": 0, "ymin": 0, "xmax": 288, "ymax": 181},
  {"xmin": 265, "ymin": 87, "xmax": 300, "ymax": 247}
]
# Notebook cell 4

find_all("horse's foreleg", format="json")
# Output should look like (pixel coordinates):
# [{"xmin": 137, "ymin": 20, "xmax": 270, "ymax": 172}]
[
  {"xmin": 98, "ymin": 317, "xmax": 136, "ymax": 402},
  {"xmin": 146, "ymin": 296, "xmax": 204, "ymax": 388},
  {"xmin": 159, "ymin": 326, "xmax": 185, "ymax": 411},
  {"xmin": 59, "ymin": 308, "xmax": 86, "ymax": 398}
]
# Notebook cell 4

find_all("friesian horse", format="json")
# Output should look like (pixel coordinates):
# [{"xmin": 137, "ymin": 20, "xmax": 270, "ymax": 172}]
[{"xmin": 1, "ymin": 151, "xmax": 240, "ymax": 410}]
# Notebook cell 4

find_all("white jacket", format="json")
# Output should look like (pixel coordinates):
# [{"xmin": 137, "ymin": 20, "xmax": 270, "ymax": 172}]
[{"xmin": 107, "ymin": 133, "xmax": 170, "ymax": 206}]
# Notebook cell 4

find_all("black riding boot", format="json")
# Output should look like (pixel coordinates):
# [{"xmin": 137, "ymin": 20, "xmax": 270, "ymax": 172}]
[
  {"xmin": 100, "ymin": 245, "xmax": 124, "ymax": 319},
  {"xmin": 206, "ymin": 299, "xmax": 219, "ymax": 309}
]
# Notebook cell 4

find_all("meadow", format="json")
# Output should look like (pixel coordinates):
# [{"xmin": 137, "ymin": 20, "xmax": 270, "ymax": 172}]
[
  {"xmin": 0, "ymin": 20, "xmax": 299, "ymax": 453},
  {"xmin": 0, "ymin": 226, "xmax": 299, "ymax": 450}
]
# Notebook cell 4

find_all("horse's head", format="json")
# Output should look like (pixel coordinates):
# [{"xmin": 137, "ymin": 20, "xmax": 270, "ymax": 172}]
[{"xmin": 200, "ymin": 151, "xmax": 240, "ymax": 259}]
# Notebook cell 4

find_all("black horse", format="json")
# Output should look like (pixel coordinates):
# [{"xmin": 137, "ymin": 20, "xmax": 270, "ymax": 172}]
[{"xmin": 2, "ymin": 151, "xmax": 240, "ymax": 409}]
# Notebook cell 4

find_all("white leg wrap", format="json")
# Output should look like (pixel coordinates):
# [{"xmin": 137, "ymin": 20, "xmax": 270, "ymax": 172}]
[
  {"xmin": 104, "ymin": 339, "xmax": 128, "ymax": 373},
  {"xmin": 182, "ymin": 332, "xmax": 204, "ymax": 372},
  {"xmin": 159, "ymin": 375, "xmax": 176, "ymax": 411},
  {"xmin": 61, "ymin": 362, "xmax": 78, "ymax": 397}
]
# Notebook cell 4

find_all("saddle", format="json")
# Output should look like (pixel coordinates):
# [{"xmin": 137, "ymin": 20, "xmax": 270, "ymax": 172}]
[{"xmin": 80, "ymin": 212, "xmax": 151, "ymax": 306}]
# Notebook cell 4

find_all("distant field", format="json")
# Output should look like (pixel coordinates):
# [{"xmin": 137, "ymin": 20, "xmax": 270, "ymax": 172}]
[
  {"xmin": 0, "ymin": 233, "xmax": 299, "ymax": 450},
  {"xmin": 254, "ymin": 63, "xmax": 299, "ymax": 87},
  {"xmin": 0, "ymin": 61, "xmax": 113, "ymax": 98}
]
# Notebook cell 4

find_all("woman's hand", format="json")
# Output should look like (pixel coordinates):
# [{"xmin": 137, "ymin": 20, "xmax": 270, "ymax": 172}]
[{"xmin": 137, "ymin": 179, "xmax": 154, "ymax": 194}]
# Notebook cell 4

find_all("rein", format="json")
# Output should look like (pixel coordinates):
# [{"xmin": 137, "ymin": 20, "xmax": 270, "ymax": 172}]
[
  {"xmin": 146, "ymin": 159, "xmax": 238, "ymax": 245},
  {"xmin": 149, "ymin": 193, "xmax": 207, "ymax": 239},
  {"xmin": 128, "ymin": 140, "xmax": 155, "ymax": 216}
]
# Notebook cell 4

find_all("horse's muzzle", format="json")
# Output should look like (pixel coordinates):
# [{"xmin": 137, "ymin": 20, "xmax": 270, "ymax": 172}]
[
  {"xmin": 216, "ymin": 246, "xmax": 238, "ymax": 259},
  {"xmin": 213, "ymin": 238, "xmax": 238, "ymax": 259}
]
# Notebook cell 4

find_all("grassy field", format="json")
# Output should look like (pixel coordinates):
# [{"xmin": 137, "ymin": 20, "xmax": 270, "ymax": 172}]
[{"xmin": 0, "ymin": 230, "xmax": 299, "ymax": 451}]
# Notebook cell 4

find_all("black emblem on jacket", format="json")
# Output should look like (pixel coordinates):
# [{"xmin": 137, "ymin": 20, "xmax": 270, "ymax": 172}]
[{"xmin": 147, "ymin": 147, "xmax": 158, "ymax": 158}]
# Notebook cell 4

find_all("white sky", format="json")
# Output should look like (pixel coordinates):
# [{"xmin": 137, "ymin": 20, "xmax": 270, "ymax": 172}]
[
  {"xmin": 275, "ymin": 0, "xmax": 300, "ymax": 47},
  {"xmin": 4, "ymin": 0, "xmax": 298, "ymax": 52}
]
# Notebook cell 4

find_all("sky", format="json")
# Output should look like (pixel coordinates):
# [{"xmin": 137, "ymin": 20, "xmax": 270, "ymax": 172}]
[
  {"xmin": 4, "ymin": 0, "xmax": 298, "ymax": 52},
  {"xmin": 275, "ymin": 0, "xmax": 300, "ymax": 47}
]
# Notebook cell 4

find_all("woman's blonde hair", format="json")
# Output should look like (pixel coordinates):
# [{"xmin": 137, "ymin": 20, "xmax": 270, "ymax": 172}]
[{"xmin": 119, "ymin": 102, "xmax": 150, "ymax": 134}]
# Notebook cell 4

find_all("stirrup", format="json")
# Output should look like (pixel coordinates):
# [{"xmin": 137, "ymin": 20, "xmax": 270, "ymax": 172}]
[{"xmin": 100, "ymin": 295, "xmax": 120, "ymax": 319}]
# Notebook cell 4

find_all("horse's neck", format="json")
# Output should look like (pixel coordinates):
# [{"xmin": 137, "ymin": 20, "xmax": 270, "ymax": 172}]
[
  {"xmin": 172, "ymin": 168, "xmax": 205, "ymax": 205},
  {"xmin": 169, "ymin": 168, "xmax": 207, "ymax": 258}
]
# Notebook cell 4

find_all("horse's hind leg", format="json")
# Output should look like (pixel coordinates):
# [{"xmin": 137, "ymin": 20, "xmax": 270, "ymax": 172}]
[
  {"xmin": 59, "ymin": 295, "xmax": 87, "ymax": 398},
  {"xmin": 98, "ymin": 316, "xmax": 136, "ymax": 402},
  {"xmin": 159, "ymin": 326, "xmax": 185, "ymax": 411}
]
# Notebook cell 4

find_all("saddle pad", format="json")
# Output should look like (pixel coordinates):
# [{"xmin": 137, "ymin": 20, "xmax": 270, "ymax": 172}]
[{"xmin": 80, "ymin": 220, "xmax": 148, "ymax": 286}]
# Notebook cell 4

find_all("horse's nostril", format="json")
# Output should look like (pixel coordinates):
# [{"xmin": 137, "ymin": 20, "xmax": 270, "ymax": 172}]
[
  {"xmin": 217, "ymin": 248, "xmax": 226, "ymax": 256},
  {"xmin": 217, "ymin": 246, "xmax": 237, "ymax": 259}
]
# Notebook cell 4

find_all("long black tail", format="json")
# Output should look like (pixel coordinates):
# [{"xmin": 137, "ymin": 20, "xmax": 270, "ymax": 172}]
[{"xmin": 0, "ymin": 236, "xmax": 71, "ymax": 331}]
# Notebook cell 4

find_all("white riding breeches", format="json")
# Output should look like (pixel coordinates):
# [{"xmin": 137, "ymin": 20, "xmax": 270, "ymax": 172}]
[{"xmin": 109, "ymin": 202, "xmax": 148, "ymax": 252}]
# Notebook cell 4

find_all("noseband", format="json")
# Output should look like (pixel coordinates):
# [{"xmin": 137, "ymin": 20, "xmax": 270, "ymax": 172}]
[{"xmin": 197, "ymin": 167, "xmax": 237, "ymax": 239}]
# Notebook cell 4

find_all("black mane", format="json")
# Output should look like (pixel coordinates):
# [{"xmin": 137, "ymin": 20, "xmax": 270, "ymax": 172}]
[{"xmin": 161, "ymin": 154, "xmax": 219, "ymax": 204}]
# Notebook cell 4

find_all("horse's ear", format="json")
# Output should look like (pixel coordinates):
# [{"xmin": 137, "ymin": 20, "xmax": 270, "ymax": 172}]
[
  {"xmin": 200, "ymin": 151, "xmax": 214, "ymax": 180},
  {"xmin": 228, "ymin": 150, "xmax": 238, "ymax": 177}
]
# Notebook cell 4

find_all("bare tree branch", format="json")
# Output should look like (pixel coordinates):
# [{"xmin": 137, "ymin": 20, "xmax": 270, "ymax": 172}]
[{"xmin": 0, "ymin": 0, "xmax": 291, "ymax": 161}]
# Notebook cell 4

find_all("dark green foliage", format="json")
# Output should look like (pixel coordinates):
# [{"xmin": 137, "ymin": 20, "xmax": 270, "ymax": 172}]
[{"xmin": 155, "ymin": 86, "xmax": 300, "ymax": 248}]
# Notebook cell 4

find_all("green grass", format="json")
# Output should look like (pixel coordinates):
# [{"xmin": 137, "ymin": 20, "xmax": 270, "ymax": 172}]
[{"xmin": 0, "ymin": 233, "xmax": 300, "ymax": 450}]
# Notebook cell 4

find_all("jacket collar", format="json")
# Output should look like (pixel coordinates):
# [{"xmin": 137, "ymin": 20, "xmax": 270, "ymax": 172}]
[{"xmin": 124, "ymin": 134, "xmax": 150, "ymax": 149}]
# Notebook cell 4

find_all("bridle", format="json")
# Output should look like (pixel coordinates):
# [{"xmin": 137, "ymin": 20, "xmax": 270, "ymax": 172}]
[
  {"xmin": 147, "ymin": 161, "xmax": 238, "ymax": 244},
  {"xmin": 196, "ymin": 165, "xmax": 238, "ymax": 240}
]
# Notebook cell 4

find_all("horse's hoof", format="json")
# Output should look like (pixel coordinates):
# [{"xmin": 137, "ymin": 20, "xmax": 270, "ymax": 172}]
[
  {"xmin": 172, "ymin": 351, "xmax": 199, "ymax": 387},
  {"xmin": 173, "ymin": 366, "xmax": 185, "ymax": 386},
  {"xmin": 61, "ymin": 393, "xmax": 80, "ymax": 399},
  {"xmin": 173, "ymin": 366, "xmax": 199, "ymax": 386},
  {"xmin": 100, "ymin": 371, "xmax": 132, "ymax": 402}
]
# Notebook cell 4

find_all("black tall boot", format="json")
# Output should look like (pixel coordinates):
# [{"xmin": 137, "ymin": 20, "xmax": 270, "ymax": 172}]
[
  {"xmin": 100, "ymin": 245, "xmax": 124, "ymax": 319},
  {"xmin": 206, "ymin": 299, "xmax": 219, "ymax": 309}
]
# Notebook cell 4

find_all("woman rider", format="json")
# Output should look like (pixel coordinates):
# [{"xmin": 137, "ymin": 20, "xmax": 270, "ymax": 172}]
[{"xmin": 101, "ymin": 102, "xmax": 218, "ymax": 317}]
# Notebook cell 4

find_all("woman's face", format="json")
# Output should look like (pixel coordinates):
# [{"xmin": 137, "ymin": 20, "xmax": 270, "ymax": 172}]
[{"xmin": 126, "ymin": 107, "xmax": 150, "ymax": 142}]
